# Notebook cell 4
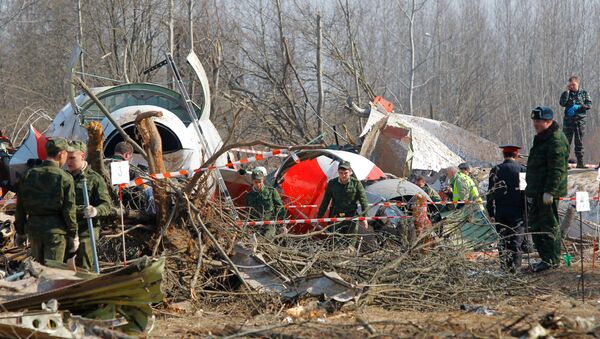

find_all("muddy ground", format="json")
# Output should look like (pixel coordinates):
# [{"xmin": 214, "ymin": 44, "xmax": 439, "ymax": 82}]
[{"xmin": 148, "ymin": 261, "xmax": 600, "ymax": 338}]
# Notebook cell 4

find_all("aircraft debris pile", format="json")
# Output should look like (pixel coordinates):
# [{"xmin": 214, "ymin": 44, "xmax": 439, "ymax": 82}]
[{"xmin": 0, "ymin": 256, "xmax": 163, "ymax": 337}]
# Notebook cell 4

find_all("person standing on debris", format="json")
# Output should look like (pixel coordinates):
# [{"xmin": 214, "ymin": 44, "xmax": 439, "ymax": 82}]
[
  {"xmin": 66, "ymin": 140, "xmax": 112, "ymax": 269},
  {"xmin": 415, "ymin": 176, "xmax": 441, "ymax": 202},
  {"xmin": 445, "ymin": 163, "xmax": 481, "ymax": 209},
  {"xmin": 246, "ymin": 169, "xmax": 285, "ymax": 239},
  {"xmin": 559, "ymin": 75, "xmax": 592, "ymax": 168},
  {"xmin": 14, "ymin": 138, "xmax": 78, "ymax": 265},
  {"xmin": 486, "ymin": 145, "xmax": 526, "ymax": 273},
  {"xmin": 317, "ymin": 161, "xmax": 369, "ymax": 242},
  {"xmin": 107, "ymin": 141, "xmax": 155, "ymax": 215},
  {"xmin": 526, "ymin": 106, "xmax": 569, "ymax": 272}
]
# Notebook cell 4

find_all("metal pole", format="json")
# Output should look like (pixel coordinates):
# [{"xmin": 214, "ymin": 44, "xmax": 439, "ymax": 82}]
[
  {"xmin": 82, "ymin": 176, "xmax": 100, "ymax": 273},
  {"xmin": 165, "ymin": 53, "xmax": 238, "ymax": 220},
  {"xmin": 580, "ymin": 211, "xmax": 584, "ymax": 303},
  {"xmin": 524, "ymin": 195, "xmax": 530, "ymax": 269}
]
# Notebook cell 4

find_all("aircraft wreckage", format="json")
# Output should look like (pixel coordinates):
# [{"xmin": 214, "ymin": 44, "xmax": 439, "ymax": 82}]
[
  {"xmin": 0, "ymin": 48, "xmax": 503, "ymax": 241},
  {"xmin": 0, "ymin": 44, "xmax": 549, "ymax": 336}
]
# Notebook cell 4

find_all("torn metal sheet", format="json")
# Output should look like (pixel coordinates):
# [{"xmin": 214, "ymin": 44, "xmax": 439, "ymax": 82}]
[
  {"xmin": 230, "ymin": 244, "xmax": 288, "ymax": 293},
  {"xmin": 282, "ymin": 271, "xmax": 360, "ymax": 302},
  {"xmin": 0, "ymin": 256, "xmax": 164, "ymax": 334},
  {"xmin": 230, "ymin": 244, "xmax": 361, "ymax": 302},
  {"xmin": 360, "ymin": 104, "xmax": 501, "ymax": 175},
  {"xmin": 366, "ymin": 178, "xmax": 433, "ymax": 201}
]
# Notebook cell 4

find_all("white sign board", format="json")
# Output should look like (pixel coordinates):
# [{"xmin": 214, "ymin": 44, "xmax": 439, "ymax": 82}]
[
  {"xmin": 110, "ymin": 161, "xmax": 130, "ymax": 185},
  {"xmin": 597, "ymin": 168, "xmax": 600, "ymax": 182},
  {"xmin": 576, "ymin": 191, "xmax": 591, "ymax": 212},
  {"xmin": 518, "ymin": 172, "xmax": 527, "ymax": 191}
]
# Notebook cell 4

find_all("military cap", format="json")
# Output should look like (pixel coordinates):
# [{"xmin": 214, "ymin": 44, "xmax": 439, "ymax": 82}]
[
  {"xmin": 499, "ymin": 144, "xmax": 521, "ymax": 154},
  {"xmin": 68, "ymin": 140, "xmax": 87, "ymax": 153},
  {"xmin": 458, "ymin": 162, "xmax": 470, "ymax": 170},
  {"xmin": 531, "ymin": 106, "xmax": 554, "ymax": 120},
  {"xmin": 45, "ymin": 137, "xmax": 70, "ymax": 154},
  {"xmin": 251, "ymin": 168, "xmax": 265, "ymax": 180},
  {"xmin": 338, "ymin": 160, "xmax": 352, "ymax": 170}
]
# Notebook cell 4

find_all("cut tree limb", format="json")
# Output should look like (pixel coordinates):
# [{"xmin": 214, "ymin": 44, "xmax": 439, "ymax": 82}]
[
  {"xmin": 134, "ymin": 110, "xmax": 168, "ymax": 227},
  {"xmin": 72, "ymin": 77, "xmax": 148, "ymax": 159}
]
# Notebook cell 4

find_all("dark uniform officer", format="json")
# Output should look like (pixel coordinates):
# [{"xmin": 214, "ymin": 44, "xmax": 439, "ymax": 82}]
[
  {"xmin": 14, "ymin": 138, "xmax": 78, "ymax": 265},
  {"xmin": 559, "ymin": 75, "xmax": 592, "ymax": 168},
  {"xmin": 526, "ymin": 106, "xmax": 569, "ymax": 272},
  {"xmin": 486, "ymin": 145, "xmax": 526, "ymax": 273},
  {"xmin": 317, "ymin": 161, "xmax": 369, "ymax": 244},
  {"xmin": 67, "ymin": 140, "xmax": 112, "ymax": 270},
  {"xmin": 246, "ymin": 169, "xmax": 285, "ymax": 239}
]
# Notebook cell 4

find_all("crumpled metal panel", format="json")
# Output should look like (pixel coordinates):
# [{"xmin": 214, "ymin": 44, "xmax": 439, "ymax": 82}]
[
  {"xmin": 230, "ymin": 244, "xmax": 360, "ymax": 302},
  {"xmin": 360, "ymin": 106, "xmax": 501, "ymax": 173}
]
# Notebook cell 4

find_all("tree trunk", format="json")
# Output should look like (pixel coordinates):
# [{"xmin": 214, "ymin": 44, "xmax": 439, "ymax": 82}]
[
  {"xmin": 316, "ymin": 13, "xmax": 324, "ymax": 136},
  {"xmin": 135, "ymin": 111, "xmax": 168, "ymax": 228}
]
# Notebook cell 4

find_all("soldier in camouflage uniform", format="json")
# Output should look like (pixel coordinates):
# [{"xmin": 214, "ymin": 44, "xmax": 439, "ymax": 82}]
[
  {"xmin": 246, "ymin": 169, "xmax": 285, "ymax": 239},
  {"xmin": 526, "ymin": 106, "xmax": 569, "ymax": 272},
  {"xmin": 15, "ymin": 138, "xmax": 78, "ymax": 265},
  {"xmin": 559, "ymin": 75, "xmax": 592, "ymax": 168},
  {"xmin": 415, "ymin": 175, "xmax": 441, "ymax": 202},
  {"xmin": 317, "ymin": 161, "xmax": 369, "ymax": 244},
  {"xmin": 66, "ymin": 140, "xmax": 112, "ymax": 270}
]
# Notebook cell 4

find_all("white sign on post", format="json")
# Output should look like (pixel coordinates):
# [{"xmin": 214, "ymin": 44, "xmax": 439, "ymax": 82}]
[
  {"xmin": 597, "ymin": 167, "xmax": 600, "ymax": 182},
  {"xmin": 518, "ymin": 172, "xmax": 527, "ymax": 191},
  {"xmin": 576, "ymin": 191, "xmax": 591, "ymax": 212},
  {"xmin": 110, "ymin": 161, "xmax": 131, "ymax": 185}
]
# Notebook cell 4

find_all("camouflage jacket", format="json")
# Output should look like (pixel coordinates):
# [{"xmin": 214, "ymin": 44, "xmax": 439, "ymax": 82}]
[
  {"xmin": 525, "ymin": 121, "xmax": 569, "ymax": 197},
  {"xmin": 421, "ymin": 184, "xmax": 441, "ymax": 202},
  {"xmin": 15, "ymin": 160, "xmax": 78, "ymax": 236},
  {"xmin": 559, "ymin": 89, "xmax": 592, "ymax": 119},
  {"xmin": 70, "ymin": 163, "xmax": 113, "ymax": 236},
  {"xmin": 318, "ymin": 177, "xmax": 369, "ymax": 218},
  {"xmin": 246, "ymin": 186, "xmax": 285, "ymax": 220}
]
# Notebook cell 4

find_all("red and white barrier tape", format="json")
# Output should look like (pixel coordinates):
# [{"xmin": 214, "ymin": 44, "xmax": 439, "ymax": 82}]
[
  {"xmin": 230, "ymin": 148, "xmax": 288, "ymax": 158},
  {"xmin": 120, "ymin": 149, "xmax": 290, "ymax": 187},
  {"xmin": 560, "ymin": 197, "xmax": 600, "ymax": 201},
  {"xmin": 282, "ymin": 199, "xmax": 485, "ymax": 209},
  {"xmin": 239, "ymin": 215, "xmax": 412, "ymax": 227}
]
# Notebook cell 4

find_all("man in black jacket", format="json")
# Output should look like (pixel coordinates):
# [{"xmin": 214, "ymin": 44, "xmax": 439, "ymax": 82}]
[{"xmin": 487, "ymin": 145, "xmax": 526, "ymax": 273}]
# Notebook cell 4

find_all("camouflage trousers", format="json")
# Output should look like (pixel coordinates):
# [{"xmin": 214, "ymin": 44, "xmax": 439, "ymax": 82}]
[
  {"xmin": 563, "ymin": 118, "xmax": 586, "ymax": 161},
  {"xmin": 76, "ymin": 228, "xmax": 100, "ymax": 270},
  {"xmin": 529, "ymin": 196, "xmax": 561, "ymax": 266},
  {"xmin": 328, "ymin": 220, "xmax": 359, "ymax": 247},
  {"xmin": 28, "ymin": 233, "xmax": 67, "ymax": 265}
]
